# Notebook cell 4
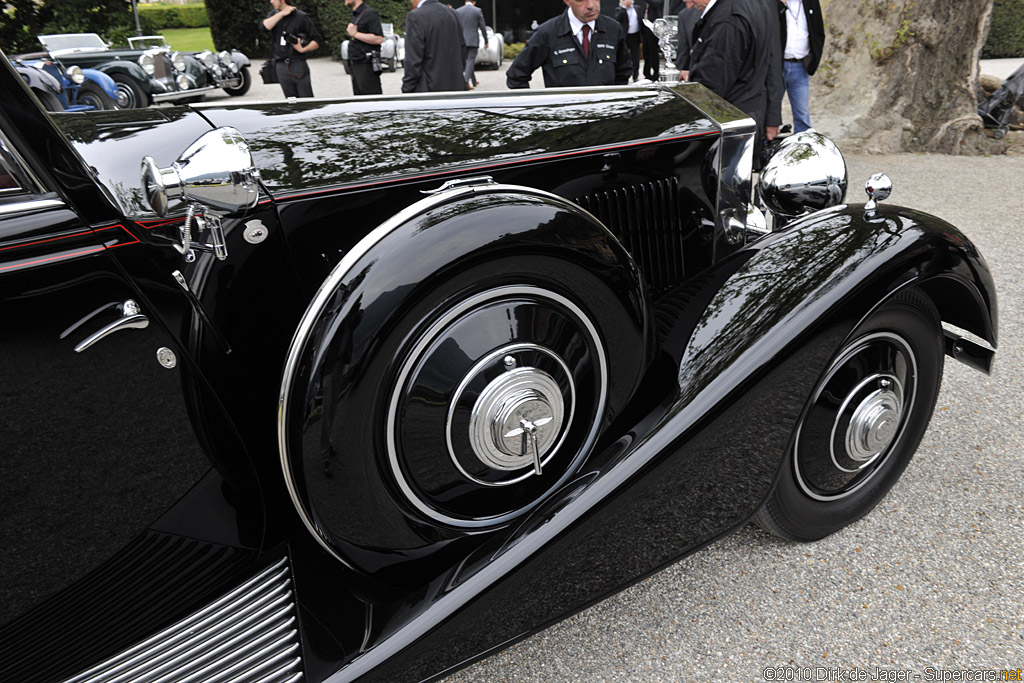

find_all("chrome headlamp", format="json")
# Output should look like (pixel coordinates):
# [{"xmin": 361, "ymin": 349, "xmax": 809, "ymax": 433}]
[
  {"xmin": 139, "ymin": 52, "xmax": 155, "ymax": 75},
  {"xmin": 759, "ymin": 131, "xmax": 848, "ymax": 221},
  {"xmin": 218, "ymin": 51, "xmax": 232, "ymax": 63},
  {"xmin": 65, "ymin": 65, "xmax": 85, "ymax": 85},
  {"xmin": 176, "ymin": 74, "xmax": 191, "ymax": 90},
  {"xmin": 198, "ymin": 50, "xmax": 217, "ymax": 68},
  {"xmin": 170, "ymin": 51, "xmax": 186, "ymax": 72}
]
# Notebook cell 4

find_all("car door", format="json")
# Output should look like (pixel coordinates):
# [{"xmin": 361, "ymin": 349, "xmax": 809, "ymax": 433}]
[{"xmin": 0, "ymin": 120, "xmax": 219, "ymax": 640}]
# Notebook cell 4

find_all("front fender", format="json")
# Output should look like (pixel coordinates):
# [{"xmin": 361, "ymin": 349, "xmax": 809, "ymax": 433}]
[
  {"xmin": 81, "ymin": 68, "xmax": 119, "ymax": 99},
  {"xmin": 674, "ymin": 202, "xmax": 996, "ymax": 414},
  {"xmin": 229, "ymin": 51, "xmax": 250, "ymax": 68}
]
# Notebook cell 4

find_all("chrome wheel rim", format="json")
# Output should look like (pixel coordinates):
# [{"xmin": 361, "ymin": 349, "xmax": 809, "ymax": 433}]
[
  {"xmin": 386, "ymin": 285, "xmax": 606, "ymax": 526},
  {"xmin": 794, "ymin": 332, "xmax": 917, "ymax": 502}
]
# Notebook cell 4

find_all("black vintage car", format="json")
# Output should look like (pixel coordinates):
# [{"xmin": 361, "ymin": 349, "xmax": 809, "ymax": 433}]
[
  {"xmin": 0, "ymin": 49, "xmax": 997, "ymax": 683},
  {"xmin": 37, "ymin": 33, "xmax": 216, "ymax": 108}
]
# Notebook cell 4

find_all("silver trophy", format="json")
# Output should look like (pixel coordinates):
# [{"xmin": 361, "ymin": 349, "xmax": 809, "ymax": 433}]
[{"xmin": 648, "ymin": 17, "xmax": 679, "ymax": 83}]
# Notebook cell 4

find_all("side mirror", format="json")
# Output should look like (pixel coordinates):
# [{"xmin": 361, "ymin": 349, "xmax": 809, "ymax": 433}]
[{"xmin": 141, "ymin": 126, "xmax": 259, "ymax": 217}]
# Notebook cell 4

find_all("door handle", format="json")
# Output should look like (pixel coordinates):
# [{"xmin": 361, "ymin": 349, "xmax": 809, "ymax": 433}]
[{"xmin": 71, "ymin": 299, "xmax": 150, "ymax": 353}]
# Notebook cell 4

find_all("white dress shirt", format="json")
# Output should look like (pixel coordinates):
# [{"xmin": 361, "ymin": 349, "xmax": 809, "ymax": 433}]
[
  {"xmin": 566, "ymin": 8, "xmax": 597, "ymax": 46},
  {"xmin": 784, "ymin": 0, "xmax": 811, "ymax": 59}
]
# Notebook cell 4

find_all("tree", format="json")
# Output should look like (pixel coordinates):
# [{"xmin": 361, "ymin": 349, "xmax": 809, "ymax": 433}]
[
  {"xmin": 812, "ymin": 0, "xmax": 998, "ymax": 154},
  {"xmin": 0, "ymin": 0, "xmax": 140, "ymax": 54}
]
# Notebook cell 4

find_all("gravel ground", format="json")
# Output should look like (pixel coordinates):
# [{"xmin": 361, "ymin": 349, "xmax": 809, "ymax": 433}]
[{"xmin": 209, "ymin": 59, "xmax": 1024, "ymax": 682}]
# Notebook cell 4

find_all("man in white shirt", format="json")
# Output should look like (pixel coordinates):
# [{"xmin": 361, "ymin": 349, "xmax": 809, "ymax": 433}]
[{"xmin": 776, "ymin": 0, "xmax": 825, "ymax": 132}]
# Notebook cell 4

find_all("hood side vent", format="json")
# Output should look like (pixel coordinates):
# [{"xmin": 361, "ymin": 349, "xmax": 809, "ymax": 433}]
[{"xmin": 576, "ymin": 177, "xmax": 684, "ymax": 295}]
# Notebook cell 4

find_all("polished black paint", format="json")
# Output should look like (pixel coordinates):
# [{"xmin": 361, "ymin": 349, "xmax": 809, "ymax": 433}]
[{"xmin": 0, "ymin": 51, "xmax": 998, "ymax": 683}]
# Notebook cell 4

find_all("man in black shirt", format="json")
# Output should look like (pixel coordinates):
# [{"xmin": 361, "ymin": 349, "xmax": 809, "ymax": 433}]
[
  {"xmin": 261, "ymin": 0, "xmax": 323, "ymax": 98},
  {"xmin": 344, "ymin": 0, "xmax": 385, "ymax": 95},
  {"xmin": 506, "ymin": 0, "xmax": 631, "ymax": 89}
]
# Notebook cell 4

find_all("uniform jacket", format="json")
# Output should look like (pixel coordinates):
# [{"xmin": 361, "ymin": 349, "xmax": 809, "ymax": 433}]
[
  {"xmin": 688, "ymin": 0, "xmax": 774, "ymax": 130},
  {"xmin": 506, "ymin": 11, "xmax": 632, "ymax": 89},
  {"xmin": 402, "ymin": 0, "xmax": 467, "ymax": 93},
  {"xmin": 455, "ymin": 2, "xmax": 488, "ymax": 49},
  {"xmin": 777, "ymin": 0, "xmax": 825, "ymax": 75}
]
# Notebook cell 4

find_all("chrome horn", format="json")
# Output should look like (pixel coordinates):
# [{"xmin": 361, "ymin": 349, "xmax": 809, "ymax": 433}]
[{"xmin": 141, "ymin": 127, "xmax": 260, "ymax": 262}]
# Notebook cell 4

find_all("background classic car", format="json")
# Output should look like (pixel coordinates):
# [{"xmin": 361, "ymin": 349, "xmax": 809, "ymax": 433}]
[
  {"xmin": 0, "ymin": 49, "xmax": 998, "ymax": 683},
  {"xmin": 10, "ymin": 54, "xmax": 120, "ymax": 111},
  {"xmin": 37, "ymin": 32, "xmax": 215, "ymax": 108},
  {"xmin": 129, "ymin": 36, "xmax": 252, "ymax": 98}
]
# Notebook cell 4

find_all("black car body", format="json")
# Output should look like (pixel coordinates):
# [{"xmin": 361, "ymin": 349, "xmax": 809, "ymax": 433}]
[
  {"xmin": 128, "ymin": 36, "xmax": 252, "ymax": 98},
  {"xmin": 0, "ymin": 51, "xmax": 997, "ymax": 683},
  {"xmin": 38, "ymin": 33, "xmax": 215, "ymax": 108}
]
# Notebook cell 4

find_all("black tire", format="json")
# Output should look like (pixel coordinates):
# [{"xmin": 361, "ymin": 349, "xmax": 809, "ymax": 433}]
[
  {"xmin": 755, "ymin": 287, "xmax": 943, "ymax": 541},
  {"xmin": 110, "ymin": 73, "xmax": 146, "ymax": 109},
  {"xmin": 222, "ymin": 67, "xmax": 251, "ymax": 96},
  {"xmin": 33, "ymin": 89, "xmax": 63, "ymax": 113},
  {"xmin": 76, "ymin": 82, "xmax": 117, "ymax": 110}
]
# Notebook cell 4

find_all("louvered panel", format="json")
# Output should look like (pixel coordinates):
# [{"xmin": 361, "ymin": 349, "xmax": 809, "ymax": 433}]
[
  {"xmin": 577, "ymin": 177, "xmax": 683, "ymax": 294},
  {"xmin": 61, "ymin": 559, "xmax": 302, "ymax": 683}
]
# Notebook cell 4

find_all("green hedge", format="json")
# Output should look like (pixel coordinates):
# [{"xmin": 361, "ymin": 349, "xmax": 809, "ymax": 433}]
[
  {"xmin": 206, "ymin": 0, "xmax": 409, "ymax": 58},
  {"xmin": 983, "ymin": 0, "xmax": 1024, "ymax": 58},
  {"xmin": 138, "ymin": 3, "xmax": 209, "ymax": 30}
]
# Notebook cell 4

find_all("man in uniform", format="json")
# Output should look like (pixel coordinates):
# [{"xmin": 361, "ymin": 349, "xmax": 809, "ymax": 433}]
[
  {"xmin": 260, "ymin": 0, "xmax": 322, "ymax": 98},
  {"xmin": 456, "ymin": 0, "xmax": 488, "ymax": 90},
  {"xmin": 403, "ymin": 0, "xmax": 467, "ymax": 92},
  {"xmin": 344, "ymin": 0, "xmax": 385, "ymax": 96},
  {"xmin": 506, "ymin": 0, "xmax": 632, "ymax": 89}
]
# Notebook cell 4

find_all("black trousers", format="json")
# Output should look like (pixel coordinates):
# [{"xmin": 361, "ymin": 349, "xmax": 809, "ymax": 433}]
[
  {"xmin": 276, "ymin": 60, "xmax": 313, "ymax": 98},
  {"xmin": 350, "ymin": 60, "xmax": 382, "ymax": 96},
  {"xmin": 626, "ymin": 31, "xmax": 641, "ymax": 82}
]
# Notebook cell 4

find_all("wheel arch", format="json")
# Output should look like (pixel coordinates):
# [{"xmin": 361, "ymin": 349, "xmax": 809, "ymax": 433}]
[{"xmin": 277, "ymin": 181, "xmax": 653, "ymax": 571}]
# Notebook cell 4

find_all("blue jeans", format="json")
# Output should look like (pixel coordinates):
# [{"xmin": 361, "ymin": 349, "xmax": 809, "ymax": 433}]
[{"xmin": 783, "ymin": 59, "xmax": 811, "ymax": 132}]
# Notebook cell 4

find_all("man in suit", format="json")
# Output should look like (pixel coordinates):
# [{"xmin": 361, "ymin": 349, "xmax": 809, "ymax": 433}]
[
  {"xmin": 776, "ymin": 0, "xmax": 825, "ymax": 131},
  {"xmin": 506, "ymin": 0, "xmax": 632, "ymax": 89},
  {"xmin": 402, "ymin": 0, "xmax": 467, "ymax": 93},
  {"xmin": 688, "ymin": 0, "xmax": 782, "ymax": 147},
  {"xmin": 614, "ymin": 0, "xmax": 643, "ymax": 82},
  {"xmin": 456, "ymin": 0, "xmax": 489, "ymax": 89},
  {"xmin": 674, "ymin": 0, "xmax": 700, "ymax": 80}
]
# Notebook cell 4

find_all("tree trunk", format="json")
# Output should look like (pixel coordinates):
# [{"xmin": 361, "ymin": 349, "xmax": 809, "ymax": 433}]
[{"xmin": 813, "ymin": 0, "xmax": 999, "ymax": 154}]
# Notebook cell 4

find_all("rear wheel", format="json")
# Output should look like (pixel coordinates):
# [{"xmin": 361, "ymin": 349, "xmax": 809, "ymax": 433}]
[
  {"xmin": 33, "ymin": 89, "xmax": 63, "ymax": 113},
  {"xmin": 755, "ymin": 287, "xmax": 943, "ymax": 541}
]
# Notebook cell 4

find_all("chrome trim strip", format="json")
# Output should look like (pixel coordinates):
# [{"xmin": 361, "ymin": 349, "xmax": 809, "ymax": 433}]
[
  {"xmin": 61, "ymin": 558, "xmax": 302, "ymax": 683},
  {"xmin": 151, "ymin": 86, "xmax": 218, "ymax": 102},
  {"xmin": 0, "ymin": 198, "xmax": 66, "ymax": 216},
  {"xmin": 278, "ymin": 183, "xmax": 609, "ymax": 558}
]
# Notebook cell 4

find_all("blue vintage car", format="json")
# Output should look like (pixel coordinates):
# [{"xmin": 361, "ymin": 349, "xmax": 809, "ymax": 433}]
[{"xmin": 10, "ymin": 53, "xmax": 120, "ymax": 111}]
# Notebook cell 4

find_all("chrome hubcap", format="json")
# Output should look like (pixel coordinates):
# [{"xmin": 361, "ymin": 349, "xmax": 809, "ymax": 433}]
[
  {"xmin": 470, "ymin": 365, "xmax": 564, "ymax": 475},
  {"xmin": 844, "ymin": 376, "xmax": 903, "ymax": 464},
  {"xmin": 794, "ymin": 331, "xmax": 917, "ymax": 502}
]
